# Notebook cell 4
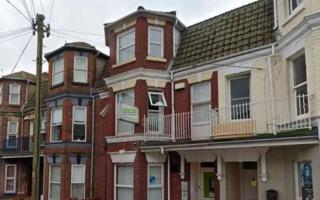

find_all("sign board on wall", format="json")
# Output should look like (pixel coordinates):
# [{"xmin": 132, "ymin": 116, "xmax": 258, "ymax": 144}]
[
  {"xmin": 119, "ymin": 104, "xmax": 139, "ymax": 123},
  {"xmin": 181, "ymin": 181, "xmax": 188, "ymax": 200}
]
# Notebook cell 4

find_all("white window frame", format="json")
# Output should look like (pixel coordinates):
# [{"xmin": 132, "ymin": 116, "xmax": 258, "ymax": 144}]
[
  {"xmin": 148, "ymin": 91, "xmax": 167, "ymax": 107},
  {"xmin": 147, "ymin": 164, "xmax": 164, "ymax": 200},
  {"xmin": 71, "ymin": 164, "xmax": 86, "ymax": 199},
  {"xmin": 288, "ymin": 0, "xmax": 304, "ymax": 15},
  {"xmin": 73, "ymin": 56, "xmax": 88, "ymax": 83},
  {"xmin": 116, "ymin": 28, "xmax": 135, "ymax": 64},
  {"xmin": 115, "ymin": 89, "xmax": 135, "ymax": 135},
  {"xmin": 114, "ymin": 164, "xmax": 134, "ymax": 200},
  {"xmin": 191, "ymin": 81, "xmax": 211, "ymax": 125},
  {"xmin": 148, "ymin": 26, "xmax": 164, "ymax": 58},
  {"xmin": 9, "ymin": 83, "xmax": 20, "ymax": 105},
  {"xmin": 52, "ymin": 57, "xmax": 64, "ymax": 86},
  {"xmin": 4, "ymin": 164, "xmax": 16, "ymax": 193},
  {"xmin": 49, "ymin": 164, "xmax": 61, "ymax": 200},
  {"xmin": 50, "ymin": 107, "xmax": 62, "ymax": 142},
  {"xmin": 0, "ymin": 83, "xmax": 3, "ymax": 104},
  {"xmin": 294, "ymin": 161, "xmax": 313, "ymax": 200},
  {"xmin": 228, "ymin": 75, "xmax": 251, "ymax": 121},
  {"xmin": 72, "ymin": 106, "xmax": 87, "ymax": 142},
  {"xmin": 7, "ymin": 121, "xmax": 18, "ymax": 148}
]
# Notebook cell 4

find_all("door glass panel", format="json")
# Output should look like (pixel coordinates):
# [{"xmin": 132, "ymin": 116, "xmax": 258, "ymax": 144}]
[{"xmin": 203, "ymin": 171, "xmax": 215, "ymax": 198}]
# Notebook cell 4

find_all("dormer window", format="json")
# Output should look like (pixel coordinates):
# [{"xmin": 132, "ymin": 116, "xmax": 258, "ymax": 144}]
[
  {"xmin": 289, "ymin": 0, "xmax": 303, "ymax": 14},
  {"xmin": 9, "ymin": 83, "xmax": 20, "ymax": 105},
  {"xmin": 148, "ymin": 26, "xmax": 164, "ymax": 58},
  {"xmin": 117, "ymin": 28, "xmax": 135, "ymax": 64},
  {"xmin": 52, "ymin": 57, "xmax": 64, "ymax": 86},
  {"xmin": 74, "ymin": 56, "xmax": 88, "ymax": 83}
]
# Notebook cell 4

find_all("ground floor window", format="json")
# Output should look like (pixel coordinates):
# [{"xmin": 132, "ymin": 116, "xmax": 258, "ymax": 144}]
[
  {"xmin": 5, "ymin": 164, "xmax": 16, "ymax": 193},
  {"xmin": 296, "ymin": 161, "xmax": 313, "ymax": 199},
  {"xmin": 148, "ymin": 164, "xmax": 163, "ymax": 200},
  {"xmin": 115, "ymin": 165, "xmax": 133, "ymax": 200},
  {"xmin": 49, "ymin": 165, "xmax": 61, "ymax": 200},
  {"xmin": 71, "ymin": 164, "xmax": 85, "ymax": 199}
]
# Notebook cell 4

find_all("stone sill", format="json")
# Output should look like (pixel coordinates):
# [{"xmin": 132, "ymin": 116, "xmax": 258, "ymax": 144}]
[{"xmin": 146, "ymin": 56, "xmax": 167, "ymax": 63}]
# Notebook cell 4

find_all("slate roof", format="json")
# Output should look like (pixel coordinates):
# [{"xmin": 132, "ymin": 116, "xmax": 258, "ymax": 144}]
[
  {"xmin": 1, "ymin": 71, "xmax": 36, "ymax": 82},
  {"xmin": 173, "ymin": 0, "xmax": 274, "ymax": 69}
]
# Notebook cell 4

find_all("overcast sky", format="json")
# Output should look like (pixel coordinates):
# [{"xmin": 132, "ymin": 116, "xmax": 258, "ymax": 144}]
[{"xmin": 0, "ymin": 0, "xmax": 257, "ymax": 76}]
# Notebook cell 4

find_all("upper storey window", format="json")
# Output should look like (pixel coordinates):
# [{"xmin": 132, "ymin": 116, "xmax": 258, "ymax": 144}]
[
  {"xmin": 74, "ymin": 56, "xmax": 88, "ymax": 83},
  {"xmin": 52, "ymin": 57, "xmax": 64, "ymax": 86},
  {"xmin": 148, "ymin": 26, "xmax": 164, "ymax": 58},
  {"xmin": 0, "ymin": 83, "xmax": 2, "ymax": 104},
  {"xmin": 9, "ymin": 83, "xmax": 20, "ymax": 105},
  {"xmin": 117, "ymin": 28, "xmax": 135, "ymax": 63},
  {"xmin": 289, "ymin": 0, "xmax": 303, "ymax": 14}
]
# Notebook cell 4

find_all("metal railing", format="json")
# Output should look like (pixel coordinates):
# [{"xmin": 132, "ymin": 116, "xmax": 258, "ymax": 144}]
[
  {"xmin": 0, "ymin": 137, "xmax": 33, "ymax": 153},
  {"xmin": 144, "ymin": 94, "xmax": 312, "ymax": 141}
]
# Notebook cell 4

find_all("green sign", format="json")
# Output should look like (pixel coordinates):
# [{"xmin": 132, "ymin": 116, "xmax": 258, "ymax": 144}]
[{"xmin": 120, "ymin": 104, "xmax": 139, "ymax": 123}]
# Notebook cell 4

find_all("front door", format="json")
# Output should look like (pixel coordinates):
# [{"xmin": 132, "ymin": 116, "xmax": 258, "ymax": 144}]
[
  {"xmin": 242, "ymin": 163, "xmax": 258, "ymax": 200},
  {"xmin": 201, "ymin": 168, "xmax": 216, "ymax": 200}
]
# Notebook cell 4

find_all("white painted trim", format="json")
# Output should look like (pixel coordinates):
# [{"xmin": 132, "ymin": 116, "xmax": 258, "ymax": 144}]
[
  {"xmin": 8, "ymin": 83, "xmax": 21, "ymax": 105},
  {"xmin": 50, "ymin": 107, "xmax": 63, "ymax": 143},
  {"xmin": 145, "ymin": 152, "xmax": 167, "ymax": 163},
  {"xmin": 106, "ymin": 134, "xmax": 144, "ymax": 143},
  {"xmin": 52, "ymin": 57, "xmax": 64, "ymax": 86},
  {"xmin": 73, "ymin": 55, "xmax": 88, "ymax": 83},
  {"xmin": 148, "ymin": 91, "xmax": 167, "ymax": 107},
  {"xmin": 148, "ymin": 26, "xmax": 164, "ymax": 58},
  {"xmin": 114, "ymin": 164, "xmax": 134, "ymax": 200},
  {"xmin": 72, "ymin": 106, "xmax": 87, "ymax": 142},
  {"xmin": 70, "ymin": 164, "xmax": 86, "ymax": 199},
  {"xmin": 4, "ymin": 164, "xmax": 16, "ymax": 193},
  {"xmin": 110, "ymin": 151, "xmax": 136, "ymax": 163},
  {"xmin": 48, "ymin": 164, "xmax": 61, "ymax": 200},
  {"xmin": 0, "ymin": 83, "xmax": 3, "ymax": 105},
  {"xmin": 116, "ymin": 28, "xmax": 135, "ymax": 64},
  {"xmin": 115, "ymin": 89, "xmax": 135, "ymax": 135},
  {"xmin": 1, "ymin": 155, "xmax": 33, "ymax": 159},
  {"xmin": 147, "ymin": 164, "xmax": 164, "ymax": 200}
]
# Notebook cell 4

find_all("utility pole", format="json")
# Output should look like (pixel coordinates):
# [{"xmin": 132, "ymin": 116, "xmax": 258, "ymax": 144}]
[{"xmin": 31, "ymin": 14, "xmax": 49, "ymax": 200}]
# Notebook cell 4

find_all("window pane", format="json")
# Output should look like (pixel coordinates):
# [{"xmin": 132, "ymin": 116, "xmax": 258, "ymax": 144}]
[
  {"xmin": 52, "ymin": 125, "xmax": 62, "ymax": 141},
  {"xmin": 52, "ymin": 109, "xmax": 62, "ymax": 124},
  {"xmin": 10, "ymin": 84, "xmax": 20, "ymax": 93},
  {"xmin": 117, "ymin": 91, "xmax": 134, "ymax": 105},
  {"xmin": 117, "ymin": 121, "xmax": 134, "ymax": 133},
  {"xmin": 148, "ymin": 188, "xmax": 162, "ymax": 200},
  {"xmin": 150, "ymin": 29, "xmax": 161, "ymax": 43},
  {"xmin": 74, "ymin": 108, "xmax": 86, "ymax": 122},
  {"xmin": 10, "ymin": 94, "xmax": 19, "ymax": 104},
  {"xmin": 74, "ymin": 70, "xmax": 87, "ymax": 83},
  {"xmin": 6, "ymin": 180, "xmax": 15, "ymax": 192},
  {"xmin": 54, "ymin": 59, "xmax": 64, "ymax": 73},
  {"xmin": 192, "ymin": 82, "xmax": 211, "ymax": 103},
  {"xmin": 293, "ymin": 54, "xmax": 307, "ymax": 86},
  {"xmin": 117, "ymin": 165, "xmax": 133, "ymax": 185},
  {"xmin": 7, "ymin": 136, "xmax": 17, "ymax": 148},
  {"xmin": 296, "ymin": 84, "xmax": 308, "ymax": 115},
  {"xmin": 117, "ymin": 188, "xmax": 133, "ymax": 200},
  {"xmin": 149, "ymin": 166, "xmax": 162, "ymax": 185},
  {"xmin": 73, "ymin": 124, "xmax": 86, "ymax": 141},
  {"xmin": 72, "ymin": 166, "xmax": 85, "ymax": 183},
  {"xmin": 117, "ymin": 90, "xmax": 134, "ymax": 134},
  {"xmin": 230, "ymin": 77, "xmax": 250, "ymax": 101},
  {"xmin": 75, "ymin": 57, "xmax": 87, "ymax": 70},
  {"xmin": 119, "ymin": 46, "xmax": 135, "ymax": 62},
  {"xmin": 50, "ymin": 183, "xmax": 60, "ymax": 200},
  {"xmin": 6, "ymin": 166, "xmax": 15, "ymax": 177},
  {"xmin": 51, "ymin": 166, "xmax": 61, "ymax": 182},
  {"xmin": 119, "ymin": 31, "xmax": 135, "ymax": 48},
  {"xmin": 297, "ymin": 162, "xmax": 313, "ymax": 197},
  {"xmin": 192, "ymin": 104, "xmax": 211, "ymax": 123},
  {"xmin": 8, "ymin": 122, "xmax": 17, "ymax": 134},
  {"xmin": 149, "ymin": 93, "xmax": 166, "ymax": 107},
  {"xmin": 150, "ymin": 43, "xmax": 162, "ymax": 57},
  {"xmin": 53, "ymin": 72, "xmax": 63, "ymax": 85},
  {"xmin": 71, "ymin": 184, "xmax": 84, "ymax": 199}
]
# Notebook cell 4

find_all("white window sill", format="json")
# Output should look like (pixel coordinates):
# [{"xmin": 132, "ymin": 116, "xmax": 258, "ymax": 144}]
[
  {"xmin": 113, "ymin": 58, "xmax": 136, "ymax": 68},
  {"xmin": 282, "ymin": 5, "xmax": 305, "ymax": 27},
  {"xmin": 146, "ymin": 56, "xmax": 167, "ymax": 63}
]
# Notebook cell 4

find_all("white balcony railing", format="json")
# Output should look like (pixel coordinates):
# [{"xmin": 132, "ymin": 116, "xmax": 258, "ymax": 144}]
[{"xmin": 144, "ymin": 94, "xmax": 312, "ymax": 141}]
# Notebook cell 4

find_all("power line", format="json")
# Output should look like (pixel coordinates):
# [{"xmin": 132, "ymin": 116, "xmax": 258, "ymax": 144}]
[
  {"xmin": 51, "ymin": 30, "xmax": 106, "ymax": 47},
  {"xmin": 0, "ymin": 28, "xmax": 32, "ymax": 40},
  {"xmin": 49, "ymin": 0, "xmax": 55, "ymax": 24},
  {"xmin": 0, "ymin": 27, "xmax": 31, "ymax": 36},
  {"xmin": 53, "ymin": 27, "xmax": 104, "ymax": 37},
  {"xmin": 21, "ymin": 0, "xmax": 32, "ymax": 19},
  {"xmin": 11, "ymin": 34, "xmax": 34, "ymax": 73},
  {"xmin": 6, "ymin": 0, "xmax": 32, "ymax": 22},
  {"xmin": 0, "ymin": 31, "xmax": 33, "ymax": 44}
]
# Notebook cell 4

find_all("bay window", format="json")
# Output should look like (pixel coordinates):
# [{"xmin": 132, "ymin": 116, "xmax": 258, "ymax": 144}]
[
  {"xmin": 148, "ymin": 164, "xmax": 163, "ymax": 200},
  {"xmin": 49, "ymin": 165, "xmax": 61, "ymax": 200},
  {"xmin": 292, "ymin": 53, "xmax": 308, "ymax": 116},
  {"xmin": 116, "ymin": 90, "xmax": 134, "ymax": 135},
  {"xmin": 115, "ymin": 165, "xmax": 133, "ymax": 200},
  {"xmin": 9, "ymin": 83, "xmax": 20, "ymax": 105},
  {"xmin": 5, "ymin": 164, "xmax": 16, "ymax": 193},
  {"xmin": 117, "ymin": 29, "xmax": 135, "ymax": 63},
  {"xmin": 74, "ymin": 56, "xmax": 88, "ymax": 83},
  {"xmin": 72, "ymin": 106, "xmax": 86, "ymax": 141},
  {"xmin": 229, "ymin": 76, "xmax": 250, "ymax": 120},
  {"xmin": 7, "ymin": 121, "xmax": 18, "ymax": 148},
  {"xmin": 71, "ymin": 165, "xmax": 85, "ymax": 199},
  {"xmin": 52, "ymin": 57, "xmax": 64, "ymax": 86},
  {"xmin": 51, "ymin": 107, "xmax": 62, "ymax": 142},
  {"xmin": 148, "ymin": 26, "xmax": 164, "ymax": 58},
  {"xmin": 191, "ymin": 82, "xmax": 211, "ymax": 124}
]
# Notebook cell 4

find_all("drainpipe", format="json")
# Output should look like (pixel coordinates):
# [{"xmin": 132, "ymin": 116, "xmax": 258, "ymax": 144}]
[
  {"xmin": 268, "ymin": 44, "xmax": 277, "ymax": 135},
  {"xmin": 167, "ymin": 154, "xmax": 171, "ymax": 200},
  {"xmin": 170, "ymin": 71, "xmax": 175, "ymax": 141},
  {"xmin": 89, "ymin": 92, "xmax": 95, "ymax": 198},
  {"xmin": 273, "ymin": 0, "xmax": 278, "ymax": 30}
]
